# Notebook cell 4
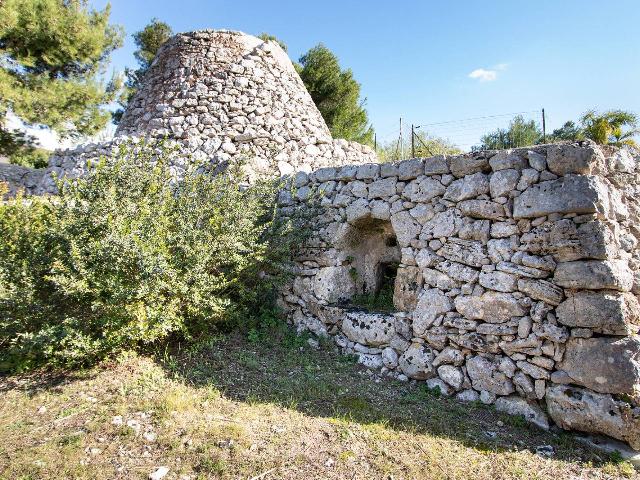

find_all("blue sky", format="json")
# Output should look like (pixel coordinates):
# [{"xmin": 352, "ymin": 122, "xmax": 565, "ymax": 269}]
[{"xmin": 90, "ymin": 0, "xmax": 639, "ymax": 149}]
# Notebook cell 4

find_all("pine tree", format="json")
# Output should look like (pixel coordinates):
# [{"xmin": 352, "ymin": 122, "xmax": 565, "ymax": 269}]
[
  {"xmin": 0, "ymin": 0, "xmax": 123, "ymax": 160},
  {"xmin": 113, "ymin": 18, "xmax": 173, "ymax": 123},
  {"xmin": 297, "ymin": 44, "xmax": 374, "ymax": 145}
]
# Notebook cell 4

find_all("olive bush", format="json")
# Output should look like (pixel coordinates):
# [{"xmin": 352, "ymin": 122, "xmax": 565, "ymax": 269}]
[{"xmin": 0, "ymin": 144, "xmax": 308, "ymax": 371}]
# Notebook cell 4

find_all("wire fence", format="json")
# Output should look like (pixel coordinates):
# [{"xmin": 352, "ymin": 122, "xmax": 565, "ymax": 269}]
[{"xmin": 375, "ymin": 109, "xmax": 545, "ymax": 159}]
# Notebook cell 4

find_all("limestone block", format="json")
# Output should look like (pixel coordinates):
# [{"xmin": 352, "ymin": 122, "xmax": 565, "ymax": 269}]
[
  {"xmin": 553, "ymin": 260, "xmax": 633, "ymax": 291},
  {"xmin": 358, "ymin": 353, "xmax": 383, "ymax": 369},
  {"xmin": 458, "ymin": 199, "xmax": 505, "ymax": 220},
  {"xmin": 390, "ymin": 211, "xmax": 422, "ymax": 247},
  {"xmin": 393, "ymin": 266, "xmax": 423, "ymax": 311},
  {"xmin": 313, "ymin": 266, "xmax": 355, "ymax": 303},
  {"xmin": 443, "ymin": 172, "xmax": 490, "ymax": 202},
  {"xmin": 454, "ymin": 292, "xmax": 527, "ymax": 323},
  {"xmin": 479, "ymin": 271, "xmax": 518, "ymax": 293},
  {"xmin": 449, "ymin": 155, "xmax": 490, "ymax": 178},
  {"xmin": 426, "ymin": 378, "xmax": 454, "ymax": 396},
  {"xmin": 370, "ymin": 200, "xmax": 391, "ymax": 220},
  {"xmin": 368, "ymin": 177, "xmax": 397, "ymax": 199},
  {"xmin": 546, "ymin": 385, "xmax": 640, "ymax": 450},
  {"xmin": 456, "ymin": 389, "xmax": 480, "ymax": 402},
  {"xmin": 516, "ymin": 360, "xmax": 550, "ymax": 380},
  {"xmin": 438, "ymin": 365, "xmax": 465, "ymax": 390},
  {"xmin": 513, "ymin": 371, "xmax": 536, "ymax": 399},
  {"xmin": 435, "ymin": 260, "xmax": 480, "ymax": 283},
  {"xmin": 516, "ymin": 168, "xmax": 539, "ymax": 191},
  {"xmin": 499, "ymin": 336, "xmax": 543, "ymax": 356},
  {"xmin": 517, "ymin": 278, "xmax": 564, "ymax": 306},
  {"xmin": 520, "ymin": 219, "xmax": 616, "ymax": 262},
  {"xmin": 546, "ymin": 143, "xmax": 604, "ymax": 176},
  {"xmin": 421, "ymin": 210, "xmax": 463, "ymax": 238},
  {"xmin": 556, "ymin": 290, "xmax": 640, "ymax": 335},
  {"xmin": 433, "ymin": 347, "xmax": 465, "ymax": 367},
  {"xmin": 495, "ymin": 396, "xmax": 550, "ymax": 430},
  {"xmin": 489, "ymin": 151, "xmax": 527, "ymax": 171},
  {"xmin": 397, "ymin": 158, "xmax": 425, "ymax": 180},
  {"xmin": 424, "ymin": 155, "xmax": 450, "ymax": 174},
  {"xmin": 559, "ymin": 336, "xmax": 640, "ymax": 397},
  {"xmin": 527, "ymin": 150, "xmax": 547, "ymax": 171},
  {"xmin": 413, "ymin": 288, "xmax": 453, "ymax": 336},
  {"xmin": 466, "ymin": 356, "xmax": 515, "ymax": 396},
  {"xmin": 346, "ymin": 198, "xmax": 371, "ymax": 223},
  {"xmin": 341, "ymin": 312, "xmax": 396, "ymax": 346},
  {"xmin": 450, "ymin": 332, "xmax": 498, "ymax": 353},
  {"xmin": 490, "ymin": 169, "xmax": 520, "ymax": 198},
  {"xmin": 409, "ymin": 204, "xmax": 435, "ymax": 223},
  {"xmin": 437, "ymin": 238, "xmax": 490, "ymax": 268},
  {"xmin": 403, "ymin": 177, "xmax": 445, "ymax": 202},
  {"xmin": 382, "ymin": 347, "xmax": 399, "ymax": 368},
  {"xmin": 356, "ymin": 163, "xmax": 380, "ymax": 180},
  {"xmin": 422, "ymin": 268, "xmax": 459, "ymax": 290},
  {"xmin": 490, "ymin": 222, "xmax": 519, "ymax": 238},
  {"xmin": 488, "ymin": 238, "xmax": 517, "ymax": 263},
  {"xmin": 513, "ymin": 175, "xmax": 610, "ymax": 219},
  {"xmin": 398, "ymin": 343, "xmax": 437, "ymax": 379},
  {"xmin": 415, "ymin": 248, "xmax": 440, "ymax": 269},
  {"xmin": 496, "ymin": 262, "xmax": 548, "ymax": 279}
]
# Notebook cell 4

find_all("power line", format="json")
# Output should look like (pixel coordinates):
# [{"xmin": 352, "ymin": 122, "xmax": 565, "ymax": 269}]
[{"xmin": 413, "ymin": 110, "xmax": 540, "ymax": 128}]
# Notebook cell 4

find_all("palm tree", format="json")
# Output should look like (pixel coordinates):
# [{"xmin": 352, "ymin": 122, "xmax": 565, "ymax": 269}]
[{"xmin": 580, "ymin": 109, "xmax": 639, "ymax": 146}]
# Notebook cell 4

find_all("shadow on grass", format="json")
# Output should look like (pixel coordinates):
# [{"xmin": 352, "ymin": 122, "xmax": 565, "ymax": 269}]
[
  {"xmin": 0, "ymin": 368, "xmax": 97, "ymax": 395},
  {"xmin": 155, "ymin": 324, "xmax": 616, "ymax": 468}
]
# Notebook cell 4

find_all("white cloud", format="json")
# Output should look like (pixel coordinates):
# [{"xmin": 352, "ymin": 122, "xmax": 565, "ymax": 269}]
[
  {"xmin": 468, "ymin": 68, "xmax": 497, "ymax": 82},
  {"xmin": 468, "ymin": 63, "xmax": 508, "ymax": 82}
]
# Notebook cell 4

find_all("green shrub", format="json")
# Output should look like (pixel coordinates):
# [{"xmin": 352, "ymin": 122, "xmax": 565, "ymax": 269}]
[
  {"xmin": 10, "ymin": 148, "xmax": 50, "ymax": 168},
  {"xmin": 0, "ymin": 142, "xmax": 308, "ymax": 371}
]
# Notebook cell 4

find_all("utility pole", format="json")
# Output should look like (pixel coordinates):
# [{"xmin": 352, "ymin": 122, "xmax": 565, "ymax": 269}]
[
  {"xmin": 542, "ymin": 108, "xmax": 546, "ymax": 143},
  {"xmin": 411, "ymin": 124, "xmax": 415, "ymax": 158},
  {"xmin": 374, "ymin": 133, "xmax": 377, "ymax": 151},
  {"xmin": 399, "ymin": 117, "xmax": 403, "ymax": 160}
]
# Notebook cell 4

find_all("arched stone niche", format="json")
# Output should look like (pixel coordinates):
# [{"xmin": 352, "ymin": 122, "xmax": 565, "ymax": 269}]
[{"xmin": 338, "ymin": 217, "xmax": 401, "ymax": 308}]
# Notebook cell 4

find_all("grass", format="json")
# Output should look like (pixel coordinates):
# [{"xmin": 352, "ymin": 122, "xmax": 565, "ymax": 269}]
[{"xmin": 0, "ymin": 322, "xmax": 637, "ymax": 479}]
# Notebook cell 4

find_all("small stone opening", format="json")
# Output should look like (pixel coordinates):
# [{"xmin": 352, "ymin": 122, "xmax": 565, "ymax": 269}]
[{"xmin": 339, "ymin": 218, "xmax": 401, "ymax": 312}]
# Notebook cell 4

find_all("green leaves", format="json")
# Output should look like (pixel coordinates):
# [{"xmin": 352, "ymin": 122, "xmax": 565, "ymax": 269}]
[
  {"xmin": 477, "ymin": 115, "xmax": 543, "ymax": 150},
  {"xmin": 114, "ymin": 18, "xmax": 173, "ymax": 124},
  {"xmin": 0, "ymin": 0, "xmax": 123, "ymax": 152},
  {"xmin": 297, "ymin": 44, "xmax": 374, "ymax": 145},
  {"xmin": 580, "ymin": 109, "xmax": 638, "ymax": 147},
  {"xmin": 0, "ymin": 142, "xmax": 307, "ymax": 371}
]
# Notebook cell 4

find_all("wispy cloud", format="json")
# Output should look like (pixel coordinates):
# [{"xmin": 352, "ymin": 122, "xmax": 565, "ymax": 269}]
[{"xmin": 468, "ymin": 63, "xmax": 508, "ymax": 82}]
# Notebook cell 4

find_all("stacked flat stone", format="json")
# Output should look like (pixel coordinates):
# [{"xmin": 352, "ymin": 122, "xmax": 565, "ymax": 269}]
[
  {"xmin": 278, "ymin": 141, "xmax": 640, "ymax": 449},
  {"xmin": 116, "ymin": 29, "xmax": 375, "ymax": 180},
  {"xmin": 1, "ymin": 30, "xmax": 375, "ymax": 196}
]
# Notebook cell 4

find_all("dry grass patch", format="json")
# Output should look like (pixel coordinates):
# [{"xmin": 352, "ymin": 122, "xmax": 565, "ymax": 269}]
[{"xmin": 0, "ymin": 327, "xmax": 637, "ymax": 479}]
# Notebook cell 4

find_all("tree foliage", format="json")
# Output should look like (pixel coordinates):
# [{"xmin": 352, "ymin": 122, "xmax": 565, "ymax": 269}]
[
  {"xmin": 113, "ymin": 18, "xmax": 173, "ymax": 123},
  {"xmin": 297, "ymin": 44, "xmax": 374, "ymax": 145},
  {"xmin": 475, "ymin": 115, "xmax": 542, "ymax": 150},
  {"xmin": 378, "ymin": 131, "xmax": 460, "ymax": 162},
  {"xmin": 0, "ymin": 0, "xmax": 123, "ymax": 157},
  {"xmin": 0, "ymin": 143, "xmax": 309, "ymax": 371},
  {"xmin": 548, "ymin": 121, "xmax": 584, "ymax": 142},
  {"xmin": 258, "ymin": 33, "xmax": 287, "ymax": 52},
  {"xmin": 580, "ymin": 109, "xmax": 638, "ymax": 146}
]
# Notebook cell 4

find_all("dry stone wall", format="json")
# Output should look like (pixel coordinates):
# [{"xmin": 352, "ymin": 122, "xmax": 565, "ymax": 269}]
[{"xmin": 278, "ymin": 141, "xmax": 640, "ymax": 448}]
